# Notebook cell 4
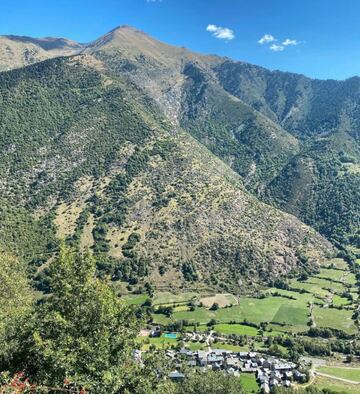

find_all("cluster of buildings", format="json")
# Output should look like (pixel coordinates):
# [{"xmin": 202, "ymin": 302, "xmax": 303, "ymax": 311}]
[{"xmin": 165, "ymin": 349, "xmax": 307, "ymax": 393}]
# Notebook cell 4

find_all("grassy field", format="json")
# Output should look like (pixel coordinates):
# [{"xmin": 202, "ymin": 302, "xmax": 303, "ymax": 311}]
[
  {"xmin": 289, "ymin": 279, "xmax": 331, "ymax": 298},
  {"xmin": 123, "ymin": 294, "xmax": 149, "ymax": 305},
  {"xmin": 199, "ymin": 293, "xmax": 238, "ymax": 308},
  {"xmin": 185, "ymin": 342, "xmax": 207, "ymax": 351},
  {"xmin": 153, "ymin": 292, "xmax": 198, "ymax": 305},
  {"xmin": 312, "ymin": 277, "xmax": 347, "ymax": 292},
  {"xmin": 332, "ymin": 294, "xmax": 352, "ymax": 307},
  {"xmin": 213, "ymin": 323, "xmax": 259, "ymax": 336},
  {"xmin": 316, "ymin": 268, "xmax": 347, "ymax": 281},
  {"xmin": 152, "ymin": 313, "xmax": 172, "ymax": 325},
  {"xmin": 313, "ymin": 307, "xmax": 358, "ymax": 334},
  {"xmin": 322, "ymin": 258, "xmax": 349, "ymax": 270},
  {"xmin": 317, "ymin": 366, "xmax": 360, "ymax": 382},
  {"xmin": 240, "ymin": 373, "xmax": 259, "ymax": 393},
  {"xmin": 267, "ymin": 288, "xmax": 315, "ymax": 303},
  {"xmin": 312, "ymin": 375, "xmax": 360, "ymax": 394},
  {"xmin": 171, "ymin": 295, "xmax": 310, "ymax": 329},
  {"xmin": 212, "ymin": 343, "xmax": 247, "ymax": 352},
  {"xmin": 136, "ymin": 334, "xmax": 178, "ymax": 350},
  {"xmin": 272, "ymin": 304, "xmax": 309, "ymax": 328},
  {"xmin": 148, "ymin": 257, "xmax": 358, "ymax": 337}
]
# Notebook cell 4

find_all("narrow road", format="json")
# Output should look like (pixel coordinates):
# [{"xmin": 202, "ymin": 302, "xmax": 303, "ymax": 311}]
[
  {"xmin": 315, "ymin": 371, "xmax": 360, "ymax": 385},
  {"xmin": 205, "ymin": 330, "xmax": 213, "ymax": 352}
]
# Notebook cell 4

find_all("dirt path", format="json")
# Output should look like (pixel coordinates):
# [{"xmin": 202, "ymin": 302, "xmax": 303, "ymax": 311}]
[
  {"xmin": 315, "ymin": 371, "xmax": 360, "ymax": 385},
  {"xmin": 309, "ymin": 302, "xmax": 316, "ymax": 327},
  {"xmin": 206, "ymin": 330, "xmax": 213, "ymax": 352}
]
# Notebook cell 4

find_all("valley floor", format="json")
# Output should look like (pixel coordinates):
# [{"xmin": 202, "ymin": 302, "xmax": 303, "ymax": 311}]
[{"xmin": 124, "ymin": 257, "xmax": 360, "ymax": 393}]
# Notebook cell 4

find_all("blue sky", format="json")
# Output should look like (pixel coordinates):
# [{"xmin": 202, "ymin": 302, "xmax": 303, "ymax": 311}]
[{"xmin": 1, "ymin": 0, "xmax": 360, "ymax": 80}]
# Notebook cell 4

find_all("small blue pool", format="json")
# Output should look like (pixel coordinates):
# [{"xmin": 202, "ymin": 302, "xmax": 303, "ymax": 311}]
[{"xmin": 164, "ymin": 333, "xmax": 177, "ymax": 339}]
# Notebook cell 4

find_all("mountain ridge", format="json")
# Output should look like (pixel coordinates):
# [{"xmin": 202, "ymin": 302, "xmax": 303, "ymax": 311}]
[
  {"xmin": 0, "ymin": 49, "xmax": 333, "ymax": 292},
  {"xmin": 1, "ymin": 25, "xmax": 358, "ymax": 293}
]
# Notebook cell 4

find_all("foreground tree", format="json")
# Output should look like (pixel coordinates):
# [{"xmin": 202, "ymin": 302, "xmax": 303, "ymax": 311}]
[
  {"xmin": 0, "ymin": 254, "xmax": 33, "ymax": 369},
  {"xmin": 15, "ymin": 245, "xmax": 144, "ymax": 393}
]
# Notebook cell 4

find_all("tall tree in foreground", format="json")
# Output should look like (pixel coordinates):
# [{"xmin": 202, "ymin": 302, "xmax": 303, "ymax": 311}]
[
  {"xmin": 0, "ymin": 254, "xmax": 33, "ymax": 369},
  {"xmin": 18, "ymin": 246, "xmax": 143, "ymax": 393}
]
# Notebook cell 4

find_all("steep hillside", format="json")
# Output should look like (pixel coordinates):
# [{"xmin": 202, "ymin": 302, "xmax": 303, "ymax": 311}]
[
  {"xmin": 213, "ymin": 60, "xmax": 360, "ymax": 139},
  {"xmin": 265, "ymin": 131, "xmax": 360, "ymax": 245},
  {"xmin": 213, "ymin": 60, "xmax": 360, "ymax": 244},
  {"xmin": 82, "ymin": 26, "xmax": 359, "ymax": 245},
  {"xmin": 0, "ymin": 54, "xmax": 331, "ymax": 292},
  {"xmin": 0, "ymin": 34, "xmax": 82, "ymax": 71},
  {"xmin": 4, "ymin": 26, "xmax": 357, "ymax": 245},
  {"xmin": 86, "ymin": 26, "xmax": 300, "ymax": 193}
]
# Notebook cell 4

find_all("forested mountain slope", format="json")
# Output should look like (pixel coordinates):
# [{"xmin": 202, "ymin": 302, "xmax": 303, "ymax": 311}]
[
  {"xmin": 212, "ymin": 60, "xmax": 360, "ymax": 245},
  {"xmin": 79, "ymin": 26, "xmax": 359, "ymax": 247},
  {"xmin": 0, "ymin": 50, "xmax": 331, "ymax": 291}
]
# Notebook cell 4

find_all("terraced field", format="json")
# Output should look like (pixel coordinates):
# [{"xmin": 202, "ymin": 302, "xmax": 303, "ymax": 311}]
[
  {"xmin": 313, "ymin": 307, "xmax": 358, "ymax": 334},
  {"xmin": 162, "ymin": 296, "xmax": 311, "ymax": 331},
  {"xmin": 127, "ymin": 259, "xmax": 358, "ymax": 337},
  {"xmin": 153, "ymin": 292, "xmax": 199, "ymax": 305}
]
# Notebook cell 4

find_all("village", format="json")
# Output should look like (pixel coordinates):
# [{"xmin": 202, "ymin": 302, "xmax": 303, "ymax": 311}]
[{"xmin": 135, "ymin": 328, "xmax": 309, "ymax": 393}]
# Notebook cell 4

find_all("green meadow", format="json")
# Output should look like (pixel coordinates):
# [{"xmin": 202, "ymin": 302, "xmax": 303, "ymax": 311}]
[
  {"xmin": 317, "ymin": 366, "xmax": 360, "ymax": 382},
  {"xmin": 313, "ymin": 375, "xmax": 360, "ymax": 394},
  {"xmin": 313, "ymin": 307, "xmax": 358, "ymax": 334},
  {"xmin": 148, "ymin": 258, "xmax": 359, "ymax": 336},
  {"xmin": 240, "ymin": 374, "xmax": 259, "ymax": 393},
  {"xmin": 213, "ymin": 323, "xmax": 259, "ymax": 336}
]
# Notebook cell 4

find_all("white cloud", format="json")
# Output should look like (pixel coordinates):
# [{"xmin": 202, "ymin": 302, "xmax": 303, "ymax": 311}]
[
  {"xmin": 206, "ymin": 24, "xmax": 235, "ymax": 40},
  {"xmin": 146, "ymin": 0, "xmax": 162, "ymax": 2},
  {"xmin": 258, "ymin": 35, "xmax": 302, "ymax": 52},
  {"xmin": 258, "ymin": 34, "xmax": 276, "ymax": 44},
  {"xmin": 269, "ymin": 44, "xmax": 285, "ymax": 52},
  {"xmin": 282, "ymin": 38, "xmax": 298, "ymax": 46}
]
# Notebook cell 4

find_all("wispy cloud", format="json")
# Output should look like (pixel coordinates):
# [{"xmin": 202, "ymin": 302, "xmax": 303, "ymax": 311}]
[
  {"xmin": 270, "ymin": 44, "xmax": 285, "ymax": 52},
  {"xmin": 258, "ymin": 34, "xmax": 302, "ymax": 52},
  {"xmin": 206, "ymin": 24, "xmax": 235, "ymax": 40},
  {"xmin": 258, "ymin": 34, "xmax": 276, "ymax": 44},
  {"xmin": 146, "ymin": 0, "xmax": 163, "ymax": 2},
  {"xmin": 282, "ymin": 38, "xmax": 299, "ymax": 46}
]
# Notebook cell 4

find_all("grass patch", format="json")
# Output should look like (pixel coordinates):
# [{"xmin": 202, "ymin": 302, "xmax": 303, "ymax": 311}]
[
  {"xmin": 316, "ymin": 268, "xmax": 347, "ymax": 281},
  {"xmin": 240, "ymin": 373, "xmax": 259, "ymax": 393},
  {"xmin": 136, "ymin": 334, "xmax": 178, "ymax": 350},
  {"xmin": 153, "ymin": 292, "xmax": 198, "ymax": 306},
  {"xmin": 312, "ymin": 375, "xmax": 360, "ymax": 394},
  {"xmin": 272, "ymin": 305, "xmax": 309, "ymax": 329},
  {"xmin": 321, "ymin": 258, "xmax": 349, "ymax": 270},
  {"xmin": 313, "ymin": 307, "xmax": 358, "ymax": 334},
  {"xmin": 310, "ymin": 277, "xmax": 346, "ymax": 292},
  {"xmin": 212, "ymin": 343, "xmax": 246, "ymax": 352},
  {"xmin": 332, "ymin": 294, "xmax": 351, "ymax": 307},
  {"xmin": 184, "ymin": 325, "xmax": 209, "ymax": 332},
  {"xmin": 289, "ymin": 279, "xmax": 331, "ymax": 298},
  {"xmin": 185, "ymin": 342, "xmax": 207, "ymax": 351},
  {"xmin": 173, "ymin": 305, "xmax": 190, "ymax": 312},
  {"xmin": 213, "ymin": 323, "xmax": 259, "ymax": 336},
  {"xmin": 173, "ymin": 295, "xmax": 311, "ymax": 332},
  {"xmin": 123, "ymin": 294, "xmax": 149, "ymax": 305},
  {"xmin": 199, "ymin": 293, "xmax": 238, "ymax": 308},
  {"xmin": 317, "ymin": 366, "xmax": 360, "ymax": 382},
  {"xmin": 152, "ymin": 313, "xmax": 172, "ymax": 325}
]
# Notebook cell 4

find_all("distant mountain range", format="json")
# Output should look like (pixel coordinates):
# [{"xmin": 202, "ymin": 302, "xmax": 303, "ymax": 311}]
[{"xmin": 1, "ymin": 26, "xmax": 358, "ymax": 292}]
